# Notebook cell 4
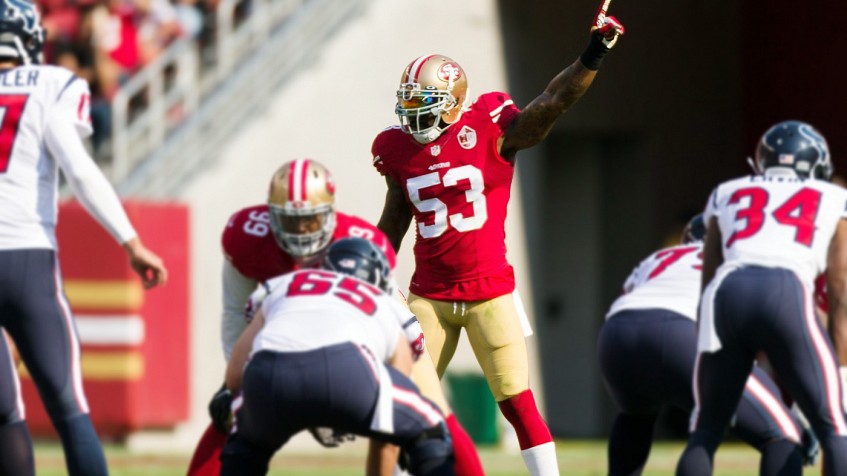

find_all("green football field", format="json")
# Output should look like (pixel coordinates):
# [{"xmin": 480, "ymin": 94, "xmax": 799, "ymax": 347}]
[{"xmin": 32, "ymin": 439, "xmax": 824, "ymax": 475}]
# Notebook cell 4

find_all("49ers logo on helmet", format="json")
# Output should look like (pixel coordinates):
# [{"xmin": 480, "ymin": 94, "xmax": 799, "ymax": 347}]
[{"xmin": 438, "ymin": 63, "xmax": 461, "ymax": 82}]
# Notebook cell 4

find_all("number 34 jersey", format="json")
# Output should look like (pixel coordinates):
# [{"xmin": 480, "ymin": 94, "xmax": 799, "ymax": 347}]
[
  {"xmin": 372, "ymin": 92, "xmax": 520, "ymax": 301},
  {"xmin": 222, "ymin": 205, "xmax": 397, "ymax": 282},
  {"xmin": 705, "ymin": 175, "xmax": 847, "ymax": 286}
]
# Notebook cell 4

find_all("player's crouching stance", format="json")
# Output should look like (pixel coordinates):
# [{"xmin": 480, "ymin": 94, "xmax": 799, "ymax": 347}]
[{"xmin": 220, "ymin": 238, "xmax": 455, "ymax": 476}]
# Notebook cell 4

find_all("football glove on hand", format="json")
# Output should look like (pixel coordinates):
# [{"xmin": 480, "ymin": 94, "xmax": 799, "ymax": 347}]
[
  {"xmin": 593, "ymin": 14, "xmax": 624, "ymax": 48},
  {"xmin": 208, "ymin": 384, "xmax": 233, "ymax": 433},
  {"xmin": 580, "ymin": 10, "xmax": 625, "ymax": 70},
  {"xmin": 308, "ymin": 427, "xmax": 356, "ymax": 448},
  {"xmin": 244, "ymin": 281, "xmax": 271, "ymax": 324}
]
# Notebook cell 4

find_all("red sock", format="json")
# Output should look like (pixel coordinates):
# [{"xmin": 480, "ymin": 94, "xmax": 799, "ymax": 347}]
[
  {"xmin": 445, "ymin": 414, "xmax": 485, "ymax": 476},
  {"xmin": 186, "ymin": 423, "xmax": 228, "ymax": 476},
  {"xmin": 497, "ymin": 390, "xmax": 553, "ymax": 450}
]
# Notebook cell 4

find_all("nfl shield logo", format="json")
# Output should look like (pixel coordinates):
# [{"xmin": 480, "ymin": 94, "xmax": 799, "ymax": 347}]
[
  {"xmin": 457, "ymin": 126, "xmax": 477, "ymax": 149},
  {"xmin": 430, "ymin": 145, "xmax": 441, "ymax": 157}
]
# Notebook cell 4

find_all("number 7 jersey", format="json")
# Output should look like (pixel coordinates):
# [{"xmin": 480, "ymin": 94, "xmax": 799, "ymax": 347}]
[
  {"xmin": 372, "ymin": 92, "xmax": 520, "ymax": 301},
  {"xmin": 705, "ymin": 174, "xmax": 847, "ymax": 286},
  {"xmin": 0, "ymin": 65, "xmax": 92, "ymax": 250}
]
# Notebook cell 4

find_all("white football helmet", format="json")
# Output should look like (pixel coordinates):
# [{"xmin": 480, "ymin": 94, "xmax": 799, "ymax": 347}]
[
  {"xmin": 395, "ymin": 54, "xmax": 469, "ymax": 144},
  {"xmin": 267, "ymin": 159, "xmax": 336, "ymax": 258}
]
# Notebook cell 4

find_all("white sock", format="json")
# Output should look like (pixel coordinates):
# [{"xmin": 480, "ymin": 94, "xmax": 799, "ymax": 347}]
[{"xmin": 520, "ymin": 441, "xmax": 559, "ymax": 476}]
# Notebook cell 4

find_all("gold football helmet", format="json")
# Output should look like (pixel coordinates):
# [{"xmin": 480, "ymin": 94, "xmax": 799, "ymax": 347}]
[
  {"xmin": 396, "ymin": 54, "xmax": 469, "ymax": 144},
  {"xmin": 267, "ymin": 159, "xmax": 336, "ymax": 258}
]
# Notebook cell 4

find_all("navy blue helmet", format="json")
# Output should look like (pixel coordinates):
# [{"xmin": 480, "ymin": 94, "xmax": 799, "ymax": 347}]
[
  {"xmin": 322, "ymin": 237, "xmax": 391, "ymax": 292},
  {"xmin": 682, "ymin": 214, "xmax": 706, "ymax": 244},
  {"xmin": 0, "ymin": 0, "xmax": 45, "ymax": 65},
  {"xmin": 754, "ymin": 120, "xmax": 832, "ymax": 180}
]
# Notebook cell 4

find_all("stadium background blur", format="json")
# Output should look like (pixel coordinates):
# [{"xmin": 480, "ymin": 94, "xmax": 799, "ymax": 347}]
[{"xmin": 22, "ymin": 0, "xmax": 847, "ymax": 468}]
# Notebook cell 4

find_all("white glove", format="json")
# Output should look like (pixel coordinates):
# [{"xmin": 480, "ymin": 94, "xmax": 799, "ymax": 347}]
[{"xmin": 244, "ymin": 281, "xmax": 271, "ymax": 324}]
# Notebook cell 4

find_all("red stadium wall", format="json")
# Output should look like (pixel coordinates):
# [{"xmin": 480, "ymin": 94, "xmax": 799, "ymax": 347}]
[{"xmin": 17, "ymin": 200, "xmax": 190, "ymax": 440}]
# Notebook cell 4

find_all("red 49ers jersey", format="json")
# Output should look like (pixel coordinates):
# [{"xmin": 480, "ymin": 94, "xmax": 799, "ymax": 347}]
[
  {"xmin": 373, "ymin": 92, "xmax": 520, "ymax": 301},
  {"xmin": 222, "ymin": 205, "xmax": 396, "ymax": 281}
]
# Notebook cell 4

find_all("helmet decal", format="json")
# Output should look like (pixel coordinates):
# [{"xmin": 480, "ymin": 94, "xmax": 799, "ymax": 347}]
[{"xmin": 438, "ymin": 63, "xmax": 462, "ymax": 83}]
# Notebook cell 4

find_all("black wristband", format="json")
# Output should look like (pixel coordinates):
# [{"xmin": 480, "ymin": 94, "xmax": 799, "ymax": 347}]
[{"xmin": 579, "ymin": 32, "xmax": 610, "ymax": 71}]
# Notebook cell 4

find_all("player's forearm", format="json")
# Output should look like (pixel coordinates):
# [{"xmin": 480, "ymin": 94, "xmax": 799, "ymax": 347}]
[
  {"xmin": 544, "ymin": 59, "xmax": 598, "ymax": 116},
  {"xmin": 221, "ymin": 261, "xmax": 256, "ymax": 360},
  {"xmin": 225, "ymin": 313, "xmax": 263, "ymax": 393},
  {"xmin": 46, "ymin": 119, "xmax": 136, "ymax": 244}
]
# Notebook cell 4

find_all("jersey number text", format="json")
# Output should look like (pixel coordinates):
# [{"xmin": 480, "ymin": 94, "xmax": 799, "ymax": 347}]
[
  {"xmin": 286, "ymin": 271, "xmax": 381, "ymax": 315},
  {"xmin": 0, "ymin": 94, "xmax": 28, "ymax": 174},
  {"xmin": 406, "ymin": 165, "xmax": 487, "ymax": 239},
  {"xmin": 726, "ymin": 186, "xmax": 822, "ymax": 248}
]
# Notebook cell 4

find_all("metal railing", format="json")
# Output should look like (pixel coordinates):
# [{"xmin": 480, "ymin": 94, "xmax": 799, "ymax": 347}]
[{"xmin": 110, "ymin": 0, "xmax": 371, "ymax": 197}]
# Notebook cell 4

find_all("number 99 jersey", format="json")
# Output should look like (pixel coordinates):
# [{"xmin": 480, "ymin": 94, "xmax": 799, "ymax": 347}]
[
  {"xmin": 372, "ymin": 92, "xmax": 520, "ymax": 301},
  {"xmin": 705, "ymin": 174, "xmax": 847, "ymax": 286},
  {"xmin": 221, "ymin": 205, "xmax": 397, "ymax": 282}
]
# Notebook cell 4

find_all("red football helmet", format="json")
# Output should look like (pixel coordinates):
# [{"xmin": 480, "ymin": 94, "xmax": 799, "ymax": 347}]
[
  {"xmin": 395, "ymin": 54, "xmax": 469, "ymax": 144},
  {"xmin": 267, "ymin": 159, "xmax": 336, "ymax": 258}
]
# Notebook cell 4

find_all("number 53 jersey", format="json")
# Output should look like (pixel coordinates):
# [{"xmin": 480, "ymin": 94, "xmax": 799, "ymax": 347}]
[
  {"xmin": 705, "ymin": 174, "xmax": 847, "ymax": 287},
  {"xmin": 372, "ymin": 92, "xmax": 520, "ymax": 301}
]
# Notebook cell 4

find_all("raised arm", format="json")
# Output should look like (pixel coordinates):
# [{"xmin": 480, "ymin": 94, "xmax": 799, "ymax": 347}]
[
  {"xmin": 499, "ymin": 10, "xmax": 624, "ymax": 160},
  {"xmin": 377, "ymin": 176, "xmax": 414, "ymax": 253}
]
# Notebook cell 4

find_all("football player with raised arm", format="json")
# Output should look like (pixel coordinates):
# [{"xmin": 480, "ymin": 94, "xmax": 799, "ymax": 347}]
[
  {"xmin": 221, "ymin": 238, "xmax": 454, "ymax": 476},
  {"xmin": 599, "ymin": 216, "xmax": 815, "ymax": 475},
  {"xmin": 186, "ymin": 159, "xmax": 482, "ymax": 476},
  {"xmin": 675, "ymin": 121, "xmax": 847, "ymax": 475},
  {"xmin": 0, "ymin": 2, "xmax": 167, "ymax": 475},
  {"xmin": 372, "ymin": 4, "xmax": 624, "ymax": 474}
]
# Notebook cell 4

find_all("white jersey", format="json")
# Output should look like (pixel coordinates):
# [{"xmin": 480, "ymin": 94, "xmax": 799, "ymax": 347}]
[
  {"xmin": 607, "ymin": 243, "xmax": 703, "ymax": 321},
  {"xmin": 254, "ymin": 269, "xmax": 405, "ymax": 362},
  {"xmin": 705, "ymin": 174, "xmax": 847, "ymax": 287},
  {"xmin": 0, "ymin": 65, "xmax": 135, "ymax": 250}
]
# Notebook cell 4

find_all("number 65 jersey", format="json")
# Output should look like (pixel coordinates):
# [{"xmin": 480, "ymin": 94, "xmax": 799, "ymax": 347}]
[
  {"xmin": 705, "ymin": 174, "xmax": 847, "ymax": 287},
  {"xmin": 372, "ymin": 92, "xmax": 520, "ymax": 301}
]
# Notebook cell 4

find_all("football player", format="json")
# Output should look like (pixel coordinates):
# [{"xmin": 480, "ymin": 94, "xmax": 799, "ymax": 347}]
[
  {"xmin": 599, "ymin": 215, "xmax": 815, "ymax": 475},
  {"xmin": 186, "ymin": 159, "xmax": 482, "ymax": 476},
  {"xmin": 0, "ymin": 2, "xmax": 167, "ymax": 475},
  {"xmin": 221, "ymin": 238, "xmax": 454, "ymax": 476},
  {"xmin": 372, "ymin": 4, "xmax": 624, "ymax": 475},
  {"xmin": 676, "ymin": 121, "xmax": 847, "ymax": 475}
]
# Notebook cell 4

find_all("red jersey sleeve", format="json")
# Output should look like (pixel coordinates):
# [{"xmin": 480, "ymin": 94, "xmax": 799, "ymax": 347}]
[
  {"xmin": 473, "ymin": 91, "xmax": 520, "ymax": 134},
  {"xmin": 334, "ymin": 212, "xmax": 397, "ymax": 270},
  {"xmin": 372, "ymin": 126, "xmax": 403, "ymax": 177}
]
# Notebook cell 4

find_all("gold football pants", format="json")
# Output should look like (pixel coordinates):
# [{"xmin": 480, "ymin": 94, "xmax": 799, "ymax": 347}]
[{"xmin": 408, "ymin": 292, "xmax": 529, "ymax": 402}]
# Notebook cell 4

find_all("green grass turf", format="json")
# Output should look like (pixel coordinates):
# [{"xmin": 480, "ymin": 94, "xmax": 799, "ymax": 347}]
[{"xmin": 33, "ymin": 439, "xmax": 822, "ymax": 475}]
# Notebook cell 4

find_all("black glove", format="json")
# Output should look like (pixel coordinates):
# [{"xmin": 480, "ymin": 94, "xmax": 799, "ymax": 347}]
[
  {"xmin": 308, "ymin": 427, "xmax": 356, "ymax": 448},
  {"xmin": 208, "ymin": 383, "xmax": 233, "ymax": 433}
]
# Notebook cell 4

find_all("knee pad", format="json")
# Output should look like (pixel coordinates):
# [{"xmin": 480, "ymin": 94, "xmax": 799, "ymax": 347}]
[{"xmin": 401, "ymin": 423, "xmax": 454, "ymax": 476}]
